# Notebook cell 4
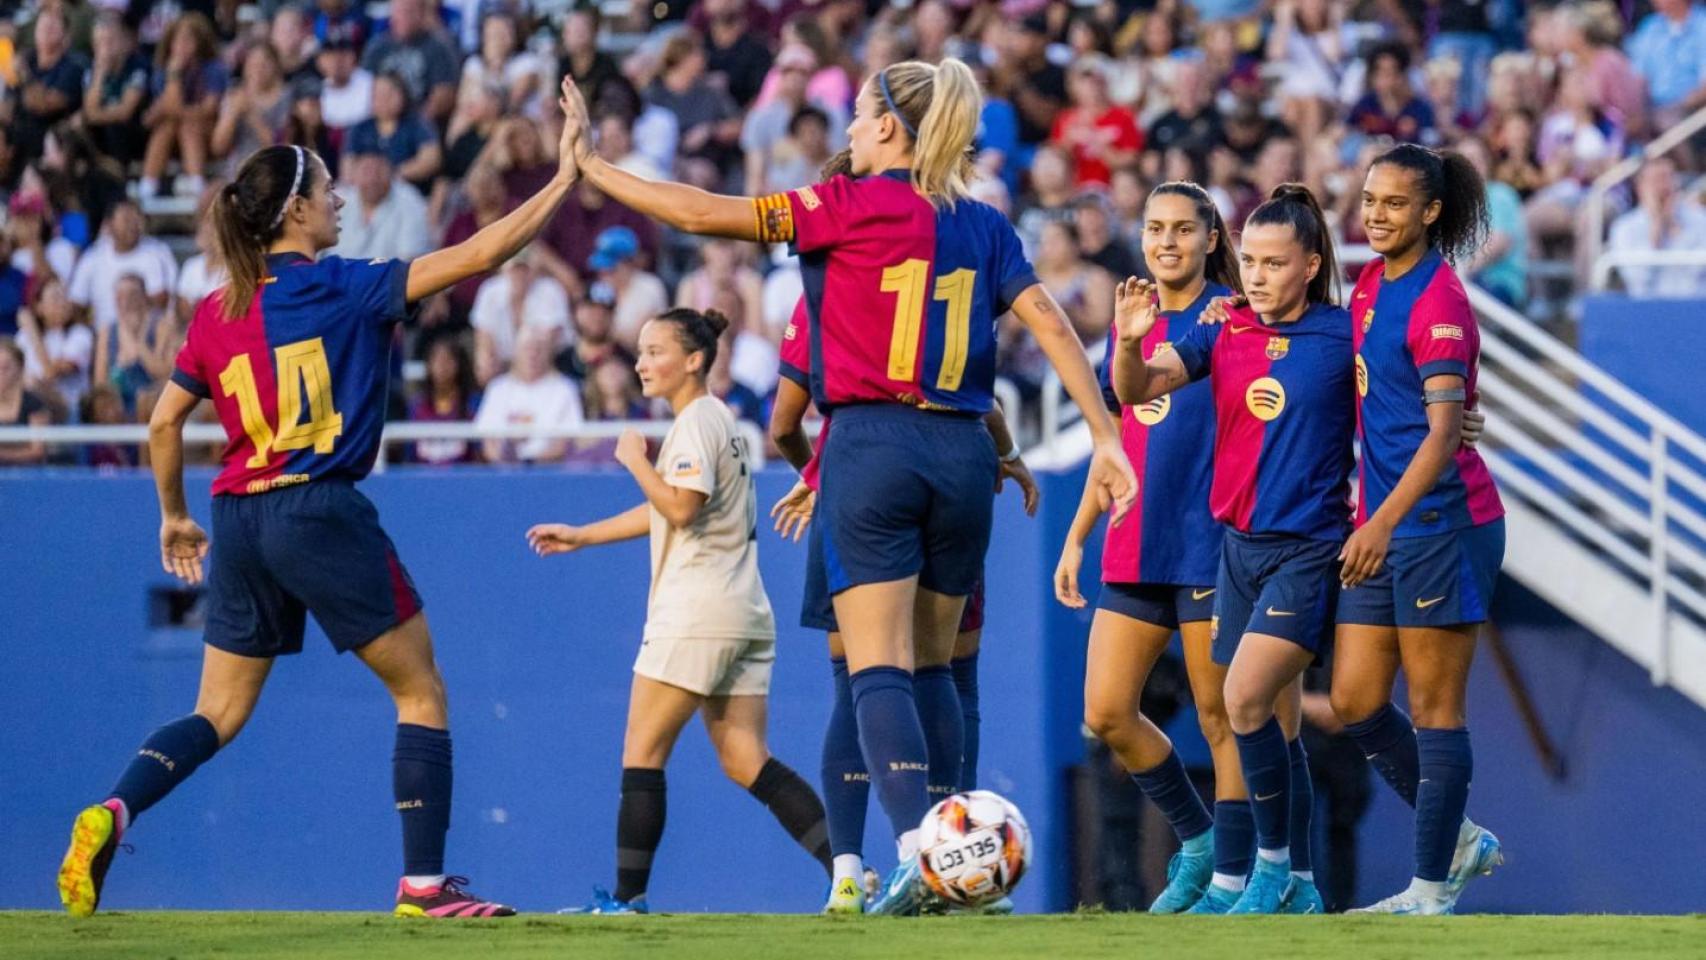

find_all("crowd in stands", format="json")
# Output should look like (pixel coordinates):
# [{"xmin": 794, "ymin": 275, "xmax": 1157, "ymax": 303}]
[{"xmin": 0, "ymin": 0, "xmax": 1703, "ymax": 467}]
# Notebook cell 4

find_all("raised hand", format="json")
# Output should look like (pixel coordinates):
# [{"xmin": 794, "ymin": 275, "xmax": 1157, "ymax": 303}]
[
  {"xmin": 526, "ymin": 523, "xmax": 587, "ymax": 556},
  {"xmin": 614, "ymin": 428, "xmax": 649, "ymax": 471},
  {"xmin": 160, "ymin": 516, "xmax": 209, "ymax": 584},
  {"xmin": 1113, "ymin": 277, "xmax": 1159, "ymax": 345},
  {"xmin": 558, "ymin": 76, "xmax": 594, "ymax": 168}
]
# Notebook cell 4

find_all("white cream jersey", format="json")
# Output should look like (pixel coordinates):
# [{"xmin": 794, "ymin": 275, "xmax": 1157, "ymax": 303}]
[{"xmin": 645, "ymin": 396, "xmax": 776, "ymax": 642}]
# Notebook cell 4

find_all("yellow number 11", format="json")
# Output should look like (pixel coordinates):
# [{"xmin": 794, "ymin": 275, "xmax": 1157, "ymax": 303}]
[
  {"xmin": 880, "ymin": 260, "xmax": 977, "ymax": 392},
  {"xmin": 218, "ymin": 337, "xmax": 344, "ymax": 468}
]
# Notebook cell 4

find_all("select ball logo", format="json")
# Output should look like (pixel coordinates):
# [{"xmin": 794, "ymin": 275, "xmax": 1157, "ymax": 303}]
[
  {"xmin": 1135, "ymin": 394, "xmax": 1170, "ymax": 426},
  {"xmin": 918, "ymin": 790, "xmax": 1033, "ymax": 907},
  {"xmin": 1245, "ymin": 377, "xmax": 1287, "ymax": 421}
]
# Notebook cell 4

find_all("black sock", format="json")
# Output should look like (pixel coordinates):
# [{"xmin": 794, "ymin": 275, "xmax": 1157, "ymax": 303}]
[
  {"xmin": 749, "ymin": 758, "xmax": 833, "ymax": 875},
  {"xmin": 393, "ymin": 724, "xmax": 453, "ymax": 877},
  {"xmin": 616, "ymin": 767, "xmax": 667, "ymax": 902},
  {"xmin": 108, "ymin": 714, "xmax": 220, "ymax": 820}
]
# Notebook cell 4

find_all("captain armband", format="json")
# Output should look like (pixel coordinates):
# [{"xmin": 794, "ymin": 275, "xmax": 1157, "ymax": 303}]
[
  {"xmin": 753, "ymin": 194, "xmax": 796, "ymax": 244},
  {"xmin": 1423, "ymin": 387, "xmax": 1468, "ymax": 406}
]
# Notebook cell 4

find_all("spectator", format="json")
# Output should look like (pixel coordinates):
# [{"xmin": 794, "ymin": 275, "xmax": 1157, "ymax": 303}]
[
  {"xmin": 6, "ymin": 7, "xmax": 87, "ymax": 171},
  {"xmin": 1266, "ymin": 0, "xmax": 1351, "ymax": 143},
  {"xmin": 0, "ymin": 337, "xmax": 50, "ymax": 464},
  {"xmin": 1527, "ymin": 71, "xmax": 1622, "ymax": 249},
  {"xmin": 708, "ymin": 284, "xmax": 776, "ymax": 400},
  {"xmin": 741, "ymin": 45, "xmax": 847, "ymax": 195},
  {"xmin": 360, "ymin": 0, "xmax": 460, "ymax": 124},
  {"xmin": 1347, "ymin": 43, "xmax": 1437, "ymax": 146},
  {"xmin": 471, "ymin": 245, "xmax": 573, "ymax": 385},
  {"xmin": 757, "ymin": 14, "xmax": 855, "ymax": 118},
  {"xmin": 544, "ymin": 186, "xmax": 660, "ymax": 292},
  {"xmin": 760, "ymin": 106, "xmax": 834, "ymax": 195},
  {"xmin": 176, "ymin": 186, "xmax": 227, "ymax": 329},
  {"xmin": 675, "ymin": 239, "xmax": 763, "ymax": 338},
  {"xmin": 562, "ymin": 281, "xmax": 635, "ymax": 383},
  {"xmin": 1074, "ymin": 193, "xmax": 1141, "ymax": 281},
  {"xmin": 438, "ymin": 162, "xmax": 509, "ymax": 324},
  {"xmin": 997, "ymin": 14, "xmax": 1067, "ymax": 152},
  {"xmin": 645, "ymin": 30, "xmax": 742, "ymax": 181},
  {"xmin": 93, "ymin": 273, "xmax": 175, "ymax": 414},
  {"xmin": 458, "ymin": 12, "xmax": 543, "ymax": 118},
  {"xmin": 333, "ymin": 148, "xmax": 431, "ymax": 261},
  {"xmin": 81, "ymin": 13, "xmax": 151, "ymax": 169},
  {"xmin": 1625, "ymin": 0, "xmax": 1706, "ymax": 129},
  {"xmin": 0, "ymin": 226, "xmax": 26, "ymax": 337},
  {"xmin": 759, "ymin": 244, "xmax": 801, "ymax": 342},
  {"xmin": 597, "ymin": 110, "xmax": 667, "ymax": 181},
  {"xmin": 591, "ymin": 226, "xmax": 669, "ymax": 349},
  {"xmin": 140, "ymin": 13, "xmax": 227, "ymax": 201},
  {"xmin": 313, "ymin": 0, "xmax": 371, "ymax": 50},
  {"xmin": 475, "ymin": 327, "xmax": 585, "ymax": 463},
  {"xmin": 1032, "ymin": 219, "xmax": 1113, "ymax": 342},
  {"xmin": 1145, "ymin": 59, "xmax": 1223, "ymax": 165},
  {"xmin": 1424, "ymin": 58, "xmax": 1478, "ymax": 145},
  {"xmin": 1015, "ymin": 144, "xmax": 1078, "ymax": 258},
  {"xmin": 1424, "ymin": 0, "xmax": 1498, "ymax": 116},
  {"xmin": 80, "ymin": 383, "xmax": 134, "ymax": 468},
  {"xmin": 317, "ymin": 24, "xmax": 373, "ymax": 136},
  {"xmin": 407, "ymin": 335, "xmax": 482, "ymax": 465},
  {"xmin": 271, "ymin": 4, "xmax": 322, "ymax": 89},
  {"xmin": 6, "ymin": 192, "xmax": 75, "ymax": 289},
  {"xmin": 584, "ymin": 354, "xmax": 647, "ymax": 421},
  {"xmin": 212, "ymin": 43, "xmax": 292, "ymax": 167},
  {"xmin": 17, "ymin": 275, "xmax": 92, "ymax": 416},
  {"xmin": 1127, "ymin": 7, "xmax": 1186, "ymax": 130},
  {"xmin": 442, "ymin": 81, "xmax": 504, "ymax": 191},
  {"xmin": 1220, "ymin": 67, "xmax": 1293, "ymax": 165},
  {"xmin": 1051, "ymin": 56, "xmax": 1141, "ymax": 188},
  {"xmin": 482, "ymin": 116, "xmax": 557, "ymax": 203},
  {"xmin": 558, "ymin": 4, "xmax": 640, "ymax": 120},
  {"xmin": 1457, "ymin": 136, "xmax": 1529, "ymax": 308},
  {"xmin": 702, "ymin": 0, "xmax": 773, "ymax": 108},
  {"xmin": 1606, "ymin": 157, "xmax": 1706, "ymax": 298},
  {"xmin": 707, "ymin": 327, "xmax": 764, "ymax": 426},
  {"xmin": 346, "ymin": 72, "xmax": 442, "ymax": 191},
  {"xmin": 285, "ymin": 80, "xmax": 338, "ymax": 172},
  {"xmin": 1561, "ymin": 1, "xmax": 1647, "ymax": 139},
  {"xmin": 1109, "ymin": 166, "xmax": 1149, "ymax": 252},
  {"xmin": 68, "ymin": 199, "xmax": 177, "ymax": 335},
  {"xmin": 1490, "ymin": 109, "xmax": 1544, "ymax": 197}
]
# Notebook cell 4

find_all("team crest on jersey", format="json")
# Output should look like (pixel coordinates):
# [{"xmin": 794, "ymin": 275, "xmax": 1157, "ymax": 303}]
[
  {"xmin": 1150, "ymin": 341, "xmax": 1173, "ymax": 358},
  {"xmin": 1362, "ymin": 308, "xmax": 1374, "ymax": 333},
  {"xmin": 1265, "ymin": 336, "xmax": 1290, "ymax": 360},
  {"xmin": 1134, "ymin": 394, "xmax": 1171, "ymax": 426},
  {"xmin": 1245, "ymin": 377, "xmax": 1286, "ymax": 421},
  {"xmin": 1355, "ymin": 354, "xmax": 1368, "ymax": 398},
  {"xmin": 784, "ymin": 323, "xmax": 798, "ymax": 341},
  {"xmin": 1431, "ymin": 324, "xmax": 1464, "ymax": 340},
  {"xmin": 795, "ymin": 185, "xmax": 821, "ymax": 211}
]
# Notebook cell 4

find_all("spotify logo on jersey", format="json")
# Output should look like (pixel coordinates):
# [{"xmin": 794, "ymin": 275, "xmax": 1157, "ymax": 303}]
[
  {"xmin": 1245, "ymin": 377, "xmax": 1286, "ymax": 421},
  {"xmin": 1356, "ymin": 354, "xmax": 1369, "ymax": 398},
  {"xmin": 1135, "ymin": 394, "xmax": 1171, "ymax": 426}
]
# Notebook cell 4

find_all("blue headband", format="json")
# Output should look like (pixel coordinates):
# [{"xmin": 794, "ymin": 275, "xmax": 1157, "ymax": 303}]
[{"xmin": 878, "ymin": 72, "xmax": 917, "ymax": 139}]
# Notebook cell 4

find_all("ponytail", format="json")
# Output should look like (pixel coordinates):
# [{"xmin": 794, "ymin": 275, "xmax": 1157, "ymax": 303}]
[
  {"xmin": 1371, "ymin": 143, "xmax": 1489, "ymax": 264},
  {"xmin": 1246, "ymin": 183, "xmax": 1338, "ymax": 305},
  {"xmin": 655, "ymin": 307, "xmax": 731, "ymax": 376},
  {"xmin": 873, "ymin": 58, "xmax": 980, "ymax": 207},
  {"xmin": 212, "ymin": 144, "xmax": 319, "ymax": 319},
  {"xmin": 1148, "ymin": 180, "xmax": 1244, "ymax": 296}
]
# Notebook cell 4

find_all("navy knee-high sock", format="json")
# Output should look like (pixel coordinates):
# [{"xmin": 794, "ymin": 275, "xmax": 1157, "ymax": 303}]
[
  {"xmin": 1344, "ymin": 702, "xmax": 1420, "ymax": 807},
  {"xmin": 951, "ymin": 653, "xmax": 980, "ymax": 790},
  {"xmin": 1233, "ymin": 717, "xmax": 1291, "ymax": 857},
  {"xmin": 1287, "ymin": 737, "xmax": 1313, "ymax": 874},
  {"xmin": 1415, "ymin": 728, "xmax": 1473, "ymax": 883},
  {"xmin": 821, "ymin": 658, "xmax": 870, "ymax": 858},
  {"xmin": 393, "ymin": 724, "xmax": 453, "ymax": 877},
  {"xmin": 1213, "ymin": 800, "xmax": 1256, "ymax": 882},
  {"xmin": 107, "ymin": 714, "xmax": 220, "ymax": 821},
  {"xmin": 913, "ymin": 665, "xmax": 963, "ymax": 799},
  {"xmin": 1131, "ymin": 750, "xmax": 1213, "ymax": 843},
  {"xmin": 849, "ymin": 666, "xmax": 932, "ymax": 842}
]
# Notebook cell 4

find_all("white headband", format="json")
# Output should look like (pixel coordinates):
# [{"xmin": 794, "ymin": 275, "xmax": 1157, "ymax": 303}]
[{"xmin": 270, "ymin": 146, "xmax": 306, "ymax": 229}]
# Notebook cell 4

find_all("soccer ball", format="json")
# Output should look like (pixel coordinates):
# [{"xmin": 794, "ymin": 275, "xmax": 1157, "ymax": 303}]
[{"xmin": 917, "ymin": 790, "xmax": 1032, "ymax": 907}]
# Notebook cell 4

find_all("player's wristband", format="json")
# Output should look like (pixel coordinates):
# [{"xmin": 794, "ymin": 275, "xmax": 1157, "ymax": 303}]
[
  {"xmin": 1423, "ymin": 387, "xmax": 1468, "ymax": 405},
  {"xmin": 1000, "ymin": 447, "xmax": 1022, "ymax": 464}
]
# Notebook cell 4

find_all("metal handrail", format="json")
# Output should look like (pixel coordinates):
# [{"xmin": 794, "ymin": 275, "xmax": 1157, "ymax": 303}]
[
  {"xmin": 1583, "ymin": 102, "xmax": 1706, "ymax": 281},
  {"xmin": 1590, "ymin": 249, "xmax": 1706, "ymax": 292}
]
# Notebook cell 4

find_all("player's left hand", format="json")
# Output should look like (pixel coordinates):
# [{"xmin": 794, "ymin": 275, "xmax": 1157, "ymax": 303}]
[
  {"xmin": 1338, "ymin": 520, "xmax": 1392, "ymax": 588},
  {"xmin": 770, "ymin": 481, "xmax": 815, "ymax": 541},
  {"xmin": 558, "ymin": 76, "xmax": 592, "ymax": 172},
  {"xmin": 160, "ymin": 515, "xmax": 208, "ymax": 585},
  {"xmin": 614, "ymin": 428, "xmax": 648, "ymax": 470},
  {"xmin": 1197, "ymin": 294, "xmax": 1248, "ymax": 325},
  {"xmin": 527, "ymin": 523, "xmax": 586, "ymax": 556},
  {"xmin": 997, "ymin": 454, "xmax": 1040, "ymax": 517},
  {"xmin": 1054, "ymin": 541, "xmax": 1086, "ymax": 609},
  {"xmin": 1461, "ymin": 406, "xmax": 1486, "ymax": 447}
]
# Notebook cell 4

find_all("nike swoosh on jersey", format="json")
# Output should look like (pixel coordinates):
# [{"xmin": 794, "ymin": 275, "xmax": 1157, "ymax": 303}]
[
  {"xmin": 1416, "ymin": 596, "xmax": 1447, "ymax": 609},
  {"xmin": 1230, "ymin": 325, "xmax": 1254, "ymax": 334},
  {"xmin": 1253, "ymin": 791, "xmax": 1281, "ymax": 802},
  {"xmin": 1265, "ymin": 607, "xmax": 1296, "ymax": 616},
  {"xmin": 1192, "ymin": 588, "xmax": 1216, "ymax": 600}
]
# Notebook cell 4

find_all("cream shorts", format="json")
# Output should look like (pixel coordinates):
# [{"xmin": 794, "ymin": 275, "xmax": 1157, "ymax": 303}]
[{"xmin": 633, "ymin": 635, "xmax": 775, "ymax": 697}]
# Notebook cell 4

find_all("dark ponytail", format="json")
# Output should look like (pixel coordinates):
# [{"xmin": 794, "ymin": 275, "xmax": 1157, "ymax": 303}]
[
  {"xmin": 1147, "ymin": 180, "xmax": 1243, "ymax": 295},
  {"xmin": 1372, "ymin": 143, "xmax": 1489, "ymax": 264},
  {"xmin": 212, "ymin": 145, "xmax": 319, "ymax": 320},
  {"xmin": 655, "ymin": 307, "xmax": 730, "ymax": 376},
  {"xmin": 1246, "ymin": 182, "xmax": 1339, "ymax": 305}
]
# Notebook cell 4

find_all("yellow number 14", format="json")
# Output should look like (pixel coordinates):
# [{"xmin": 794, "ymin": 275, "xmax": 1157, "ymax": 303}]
[
  {"xmin": 880, "ymin": 261, "xmax": 977, "ymax": 392},
  {"xmin": 218, "ymin": 337, "xmax": 344, "ymax": 468}
]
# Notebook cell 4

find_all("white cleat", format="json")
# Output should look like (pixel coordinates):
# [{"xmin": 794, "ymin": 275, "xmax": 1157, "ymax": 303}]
[
  {"xmin": 1349, "ymin": 888, "xmax": 1456, "ymax": 916},
  {"xmin": 1448, "ymin": 821, "xmax": 1505, "ymax": 896}
]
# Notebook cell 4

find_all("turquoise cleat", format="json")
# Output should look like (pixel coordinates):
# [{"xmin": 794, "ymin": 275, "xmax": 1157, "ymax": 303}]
[
  {"xmin": 557, "ymin": 887, "xmax": 648, "ymax": 915},
  {"xmin": 1278, "ymin": 876, "xmax": 1325, "ymax": 914},
  {"xmin": 868, "ymin": 857, "xmax": 925, "ymax": 916},
  {"xmin": 1448, "ymin": 822, "xmax": 1504, "ymax": 897},
  {"xmin": 1227, "ymin": 858, "xmax": 1290, "ymax": 915},
  {"xmin": 1185, "ymin": 883, "xmax": 1242, "ymax": 915},
  {"xmin": 1148, "ymin": 845, "xmax": 1215, "ymax": 914}
]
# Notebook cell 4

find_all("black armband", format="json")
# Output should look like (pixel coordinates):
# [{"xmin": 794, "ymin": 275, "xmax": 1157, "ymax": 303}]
[{"xmin": 1423, "ymin": 387, "xmax": 1467, "ymax": 405}]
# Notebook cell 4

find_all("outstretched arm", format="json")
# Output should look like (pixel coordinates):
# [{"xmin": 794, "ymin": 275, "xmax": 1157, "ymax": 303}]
[{"xmin": 526, "ymin": 504, "xmax": 651, "ymax": 556}]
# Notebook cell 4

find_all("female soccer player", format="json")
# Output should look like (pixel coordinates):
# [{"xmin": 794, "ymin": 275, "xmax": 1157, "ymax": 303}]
[
  {"xmin": 557, "ymin": 60, "xmax": 1134, "ymax": 913},
  {"xmin": 1054, "ymin": 181, "xmax": 1322, "ymax": 914},
  {"xmin": 1111, "ymin": 185, "xmax": 1353, "ymax": 915},
  {"xmin": 1334, "ymin": 144, "xmax": 1506, "ymax": 915},
  {"xmin": 57, "ymin": 80, "xmax": 587, "ymax": 920},
  {"xmin": 527, "ymin": 308, "xmax": 832, "ymax": 915}
]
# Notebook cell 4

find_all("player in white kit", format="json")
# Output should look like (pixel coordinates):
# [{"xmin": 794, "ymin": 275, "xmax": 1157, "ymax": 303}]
[{"xmin": 528, "ymin": 307, "xmax": 832, "ymax": 913}]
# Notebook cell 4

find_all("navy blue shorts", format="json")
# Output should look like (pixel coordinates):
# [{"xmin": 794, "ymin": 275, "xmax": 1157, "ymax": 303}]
[
  {"xmin": 1337, "ymin": 519, "xmax": 1505, "ymax": 628},
  {"xmin": 802, "ymin": 521, "xmax": 986, "ymax": 633},
  {"xmin": 1212, "ymin": 530, "xmax": 1341, "ymax": 666},
  {"xmin": 818, "ymin": 404, "xmax": 996, "ymax": 597},
  {"xmin": 204, "ymin": 482, "xmax": 422, "ymax": 658},
  {"xmin": 1096, "ymin": 582, "xmax": 1217, "ymax": 629}
]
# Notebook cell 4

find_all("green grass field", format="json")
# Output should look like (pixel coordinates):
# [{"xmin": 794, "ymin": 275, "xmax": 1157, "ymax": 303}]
[{"xmin": 3, "ymin": 912, "xmax": 1702, "ymax": 960}]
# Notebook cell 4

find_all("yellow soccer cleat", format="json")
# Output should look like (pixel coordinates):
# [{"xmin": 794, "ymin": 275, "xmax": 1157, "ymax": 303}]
[{"xmin": 58, "ymin": 803, "xmax": 122, "ymax": 918}]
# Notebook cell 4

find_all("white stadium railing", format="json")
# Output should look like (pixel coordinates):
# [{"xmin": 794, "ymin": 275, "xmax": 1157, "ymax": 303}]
[
  {"xmin": 1583, "ymin": 102, "xmax": 1706, "ymax": 279},
  {"xmin": 1590, "ymin": 250, "xmax": 1706, "ymax": 292}
]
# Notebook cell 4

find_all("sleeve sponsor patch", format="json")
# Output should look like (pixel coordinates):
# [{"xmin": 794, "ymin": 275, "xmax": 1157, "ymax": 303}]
[
  {"xmin": 795, "ymin": 185, "xmax": 821, "ymax": 211},
  {"xmin": 1430, "ymin": 324, "xmax": 1465, "ymax": 341},
  {"xmin": 670, "ymin": 456, "xmax": 702, "ymax": 478}
]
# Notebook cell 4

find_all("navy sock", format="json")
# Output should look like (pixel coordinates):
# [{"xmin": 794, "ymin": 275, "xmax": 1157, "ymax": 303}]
[
  {"xmin": 951, "ymin": 653, "xmax": 981, "ymax": 790},
  {"xmin": 1415, "ymin": 728, "xmax": 1473, "ymax": 883},
  {"xmin": 1344, "ymin": 702, "xmax": 1420, "ymax": 807},
  {"xmin": 394, "ymin": 724, "xmax": 453, "ymax": 877},
  {"xmin": 1131, "ymin": 750, "xmax": 1213, "ymax": 843},
  {"xmin": 850, "ymin": 666, "xmax": 932, "ymax": 840},
  {"xmin": 1214, "ymin": 800, "xmax": 1255, "ymax": 879},
  {"xmin": 913, "ymin": 665, "xmax": 964, "ymax": 799},
  {"xmin": 821, "ymin": 658, "xmax": 870, "ymax": 858},
  {"xmin": 1288, "ymin": 737, "xmax": 1313, "ymax": 874},
  {"xmin": 108, "ymin": 714, "xmax": 220, "ymax": 819},
  {"xmin": 616, "ymin": 767, "xmax": 666, "ymax": 902},
  {"xmin": 1233, "ymin": 717, "xmax": 1291, "ymax": 854}
]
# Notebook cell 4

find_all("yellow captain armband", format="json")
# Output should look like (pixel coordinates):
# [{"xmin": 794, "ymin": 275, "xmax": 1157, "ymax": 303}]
[{"xmin": 753, "ymin": 193, "xmax": 796, "ymax": 244}]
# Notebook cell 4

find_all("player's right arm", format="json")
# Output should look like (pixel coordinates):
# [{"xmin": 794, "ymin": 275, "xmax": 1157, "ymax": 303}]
[
  {"xmin": 1110, "ymin": 278, "xmax": 1193, "ymax": 405},
  {"xmin": 149, "ymin": 381, "xmax": 208, "ymax": 584},
  {"xmin": 768, "ymin": 376, "xmax": 814, "ymax": 474},
  {"xmin": 1053, "ymin": 476, "xmax": 1107, "ymax": 610},
  {"xmin": 526, "ymin": 504, "xmax": 650, "ymax": 556}
]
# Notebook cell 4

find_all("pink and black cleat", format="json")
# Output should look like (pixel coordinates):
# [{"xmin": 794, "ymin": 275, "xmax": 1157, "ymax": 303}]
[{"xmin": 394, "ymin": 876, "xmax": 516, "ymax": 918}]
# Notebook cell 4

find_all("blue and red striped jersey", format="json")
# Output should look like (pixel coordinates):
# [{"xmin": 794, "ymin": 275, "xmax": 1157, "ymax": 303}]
[{"xmin": 171, "ymin": 252, "xmax": 411, "ymax": 496}]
